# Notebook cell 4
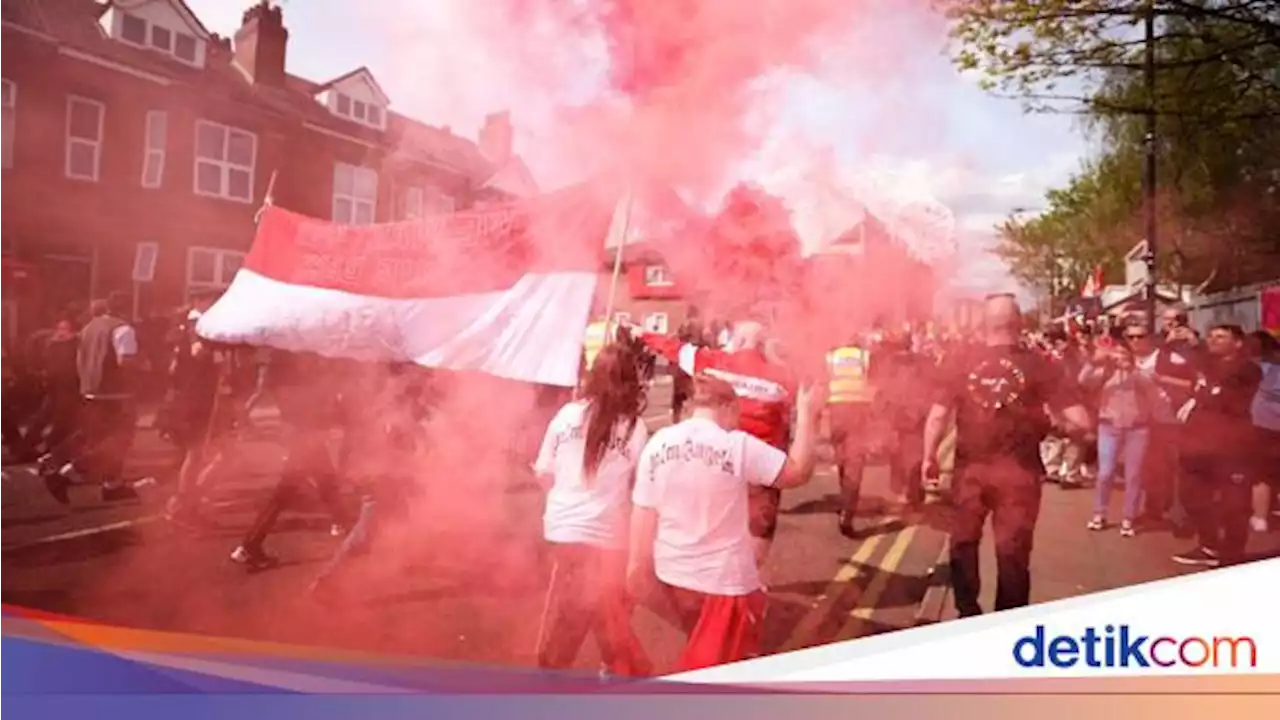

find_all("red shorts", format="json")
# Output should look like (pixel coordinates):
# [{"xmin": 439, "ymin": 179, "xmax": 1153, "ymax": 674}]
[{"xmin": 665, "ymin": 584, "xmax": 768, "ymax": 672}]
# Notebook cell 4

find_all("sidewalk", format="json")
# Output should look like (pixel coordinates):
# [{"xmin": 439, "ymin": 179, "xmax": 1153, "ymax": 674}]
[{"xmin": 918, "ymin": 481, "xmax": 1280, "ymax": 622}]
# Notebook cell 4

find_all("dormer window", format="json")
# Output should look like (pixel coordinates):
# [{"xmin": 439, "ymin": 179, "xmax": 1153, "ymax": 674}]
[
  {"xmin": 329, "ymin": 91, "xmax": 386, "ymax": 130},
  {"xmin": 315, "ymin": 68, "xmax": 391, "ymax": 131},
  {"xmin": 109, "ymin": 10, "xmax": 204, "ymax": 67},
  {"xmin": 121, "ymin": 14, "xmax": 146, "ymax": 44}
]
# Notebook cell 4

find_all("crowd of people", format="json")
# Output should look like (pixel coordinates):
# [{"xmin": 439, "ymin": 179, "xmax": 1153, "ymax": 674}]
[{"xmin": 2, "ymin": 289, "xmax": 1277, "ymax": 675}]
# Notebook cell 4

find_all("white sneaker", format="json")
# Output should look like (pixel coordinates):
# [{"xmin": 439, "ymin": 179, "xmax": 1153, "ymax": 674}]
[{"xmin": 1249, "ymin": 516, "xmax": 1269, "ymax": 533}]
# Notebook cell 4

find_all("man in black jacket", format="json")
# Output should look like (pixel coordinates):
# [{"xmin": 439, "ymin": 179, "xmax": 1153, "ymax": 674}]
[{"xmin": 1172, "ymin": 324, "xmax": 1262, "ymax": 567}]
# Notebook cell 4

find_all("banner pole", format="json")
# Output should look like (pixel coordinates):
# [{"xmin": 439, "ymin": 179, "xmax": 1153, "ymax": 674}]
[
  {"xmin": 254, "ymin": 170, "xmax": 278, "ymax": 226},
  {"xmin": 602, "ymin": 187, "xmax": 634, "ymax": 340}
]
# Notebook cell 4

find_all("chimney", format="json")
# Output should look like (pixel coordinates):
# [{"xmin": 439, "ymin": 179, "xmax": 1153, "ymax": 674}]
[
  {"xmin": 479, "ymin": 111, "xmax": 513, "ymax": 166},
  {"xmin": 234, "ymin": 1, "xmax": 289, "ymax": 86}
]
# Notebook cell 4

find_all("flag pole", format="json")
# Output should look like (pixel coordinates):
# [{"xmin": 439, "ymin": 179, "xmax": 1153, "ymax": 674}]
[
  {"xmin": 254, "ymin": 170, "xmax": 278, "ymax": 226},
  {"xmin": 602, "ymin": 185, "xmax": 634, "ymax": 340}
]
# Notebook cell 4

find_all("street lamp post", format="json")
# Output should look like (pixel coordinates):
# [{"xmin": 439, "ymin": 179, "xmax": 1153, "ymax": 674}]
[{"xmin": 1142, "ymin": 0, "xmax": 1159, "ymax": 333}]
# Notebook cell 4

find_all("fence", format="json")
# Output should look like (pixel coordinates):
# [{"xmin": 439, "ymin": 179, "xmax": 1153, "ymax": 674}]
[{"xmin": 1187, "ymin": 280, "xmax": 1280, "ymax": 335}]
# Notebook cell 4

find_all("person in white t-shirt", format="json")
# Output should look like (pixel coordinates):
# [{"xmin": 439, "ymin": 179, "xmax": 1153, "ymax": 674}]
[
  {"xmin": 628, "ymin": 374, "xmax": 822, "ymax": 672},
  {"xmin": 532, "ymin": 344, "xmax": 652, "ymax": 677}
]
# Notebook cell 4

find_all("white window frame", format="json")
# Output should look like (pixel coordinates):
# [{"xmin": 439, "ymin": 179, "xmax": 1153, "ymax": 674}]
[
  {"xmin": 116, "ymin": 12, "xmax": 200, "ymax": 67},
  {"xmin": 644, "ymin": 312, "xmax": 669, "ymax": 335},
  {"xmin": 186, "ymin": 246, "xmax": 245, "ymax": 295},
  {"xmin": 65, "ymin": 96, "xmax": 105, "ymax": 182},
  {"xmin": 2, "ymin": 79, "xmax": 15, "ymax": 170},
  {"xmin": 173, "ymin": 32, "xmax": 198, "ymax": 63},
  {"xmin": 332, "ymin": 163, "xmax": 378, "ymax": 225},
  {"xmin": 330, "ymin": 91, "xmax": 387, "ymax": 131},
  {"xmin": 644, "ymin": 264, "xmax": 673, "ymax": 287},
  {"xmin": 141, "ymin": 110, "xmax": 166, "ymax": 189},
  {"xmin": 119, "ymin": 13, "xmax": 148, "ymax": 45},
  {"xmin": 403, "ymin": 186, "xmax": 423, "ymax": 220},
  {"xmin": 193, "ymin": 119, "xmax": 257, "ymax": 203}
]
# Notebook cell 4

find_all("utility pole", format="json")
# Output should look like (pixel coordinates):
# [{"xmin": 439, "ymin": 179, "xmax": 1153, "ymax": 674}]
[{"xmin": 1142, "ymin": 0, "xmax": 1159, "ymax": 333}]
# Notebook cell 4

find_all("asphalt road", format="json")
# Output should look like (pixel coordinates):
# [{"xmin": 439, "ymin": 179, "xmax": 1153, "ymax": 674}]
[
  {"xmin": 1, "ymin": 382, "xmax": 953, "ymax": 670},
  {"xmin": 4, "ymin": 381, "xmax": 1275, "ymax": 673}
]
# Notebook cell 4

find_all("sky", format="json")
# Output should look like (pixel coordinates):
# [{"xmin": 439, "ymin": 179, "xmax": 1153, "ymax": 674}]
[{"xmin": 186, "ymin": 0, "xmax": 1092, "ymax": 298}]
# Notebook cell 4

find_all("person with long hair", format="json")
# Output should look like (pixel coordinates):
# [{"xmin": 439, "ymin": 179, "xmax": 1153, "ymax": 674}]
[{"xmin": 532, "ymin": 343, "xmax": 652, "ymax": 677}]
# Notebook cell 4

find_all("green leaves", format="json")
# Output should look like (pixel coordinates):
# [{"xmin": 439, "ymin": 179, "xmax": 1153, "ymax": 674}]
[{"xmin": 951, "ymin": 0, "xmax": 1279, "ymax": 293}]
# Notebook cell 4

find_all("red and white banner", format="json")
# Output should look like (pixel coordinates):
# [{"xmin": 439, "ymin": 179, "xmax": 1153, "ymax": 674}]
[
  {"xmin": 197, "ymin": 188, "xmax": 615, "ymax": 387},
  {"xmin": 1262, "ymin": 286, "xmax": 1280, "ymax": 337}
]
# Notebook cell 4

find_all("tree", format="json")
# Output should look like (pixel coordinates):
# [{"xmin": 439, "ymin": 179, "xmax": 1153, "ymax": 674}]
[
  {"xmin": 945, "ymin": 0, "xmax": 1280, "ymax": 119},
  {"xmin": 952, "ymin": 1, "xmax": 1280, "ymax": 290}
]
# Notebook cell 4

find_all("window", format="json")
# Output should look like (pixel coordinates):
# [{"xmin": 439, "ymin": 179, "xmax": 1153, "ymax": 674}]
[
  {"xmin": 403, "ymin": 186, "xmax": 423, "ymax": 219},
  {"xmin": 151, "ymin": 25, "xmax": 172, "ymax": 52},
  {"xmin": 120, "ymin": 13, "xmax": 147, "ymax": 44},
  {"xmin": 644, "ymin": 312, "xmax": 669, "ymax": 334},
  {"xmin": 174, "ymin": 33, "xmax": 197, "ymax": 62},
  {"xmin": 330, "ymin": 91, "xmax": 386, "ymax": 130},
  {"xmin": 644, "ymin": 264, "xmax": 672, "ymax": 286},
  {"xmin": 142, "ymin": 111, "xmax": 166, "ymax": 188},
  {"xmin": 187, "ymin": 247, "xmax": 245, "ymax": 294},
  {"xmin": 116, "ymin": 12, "xmax": 200, "ymax": 66},
  {"xmin": 2, "ymin": 79, "xmax": 14, "ymax": 169},
  {"xmin": 333, "ymin": 163, "xmax": 377, "ymax": 225},
  {"xmin": 65, "ymin": 96, "xmax": 104, "ymax": 181},
  {"xmin": 193, "ymin": 120, "xmax": 256, "ymax": 202},
  {"xmin": 133, "ymin": 242, "xmax": 159, "ymax": 283}
]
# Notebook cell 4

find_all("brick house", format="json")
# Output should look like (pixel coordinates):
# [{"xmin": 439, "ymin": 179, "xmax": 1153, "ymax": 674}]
[
  {"xmin": 597, "ymin": 244, "xmax": 690, "ymax": 335},
  {"xmin": 1, "ymin": 0, "xmax": 536, "ymax": 342},
  {"xmin": 591, "ymin": 183, "xmax": 702, "ymax": 335}
]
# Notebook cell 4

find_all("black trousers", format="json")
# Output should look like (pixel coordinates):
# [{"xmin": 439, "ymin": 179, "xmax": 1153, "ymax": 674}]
[
  {"xmin": 830, "ymin": 403, "xmax": 872, "ymax": 520},
  {"xmin": 242, "ymin": 428, "xmax": 348, "ymax": 552},
  {"xmin": 535, "ymin": 542, "xmax": 650, "ymax": 676},
  {"xmin": 79, "ymin": 397, "xmax": 137, "ymax": 486},
  {"xmin": 1181, "ymin": 453, "xmax": 1252, "ymax": 562},
  {"xmin": 949, "ymin": 458, "xmax": 1043, "ymax": 617}
]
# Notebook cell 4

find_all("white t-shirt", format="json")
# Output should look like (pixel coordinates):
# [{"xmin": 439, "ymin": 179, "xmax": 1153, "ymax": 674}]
[
  {"xmin": 1135, "ymin": 349, "xmax": 1175, "ymax": 424},
  {"xmin": 632, "ymin": 417, "xmax": 787, "ymax": 596},
  {"xmin": 534, "ymin": 400, "xmax": 649, "ymax": 550},
  {"xmin": 112, "ymin": 325, "xmax": 138, "ymax": 360}
]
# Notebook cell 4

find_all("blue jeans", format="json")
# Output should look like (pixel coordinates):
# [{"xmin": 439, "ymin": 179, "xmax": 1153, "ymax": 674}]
[{"xmin": 1093, "ymin": 424, "xmax": 1150, "ymax": 521}]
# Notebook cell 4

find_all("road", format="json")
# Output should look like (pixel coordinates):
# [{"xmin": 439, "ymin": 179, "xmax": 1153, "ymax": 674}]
[{"xmin": 4, "ymin": 381, "xmax": 1276, "ymax": 673}]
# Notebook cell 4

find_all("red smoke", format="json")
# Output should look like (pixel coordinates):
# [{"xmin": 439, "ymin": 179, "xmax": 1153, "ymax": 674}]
[{"xmin": 41, "ymin": 0, "xmax": 955, "ymax": 658}]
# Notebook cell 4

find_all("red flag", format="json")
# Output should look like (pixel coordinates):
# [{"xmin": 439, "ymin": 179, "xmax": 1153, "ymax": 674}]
[{"xmin": 1081, "ymin": 266, "xmax": 1104, "ymax": 298}]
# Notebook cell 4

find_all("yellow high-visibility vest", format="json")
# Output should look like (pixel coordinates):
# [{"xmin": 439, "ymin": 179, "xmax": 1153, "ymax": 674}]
[
  {"xmin": 827, "ymin": 346, "xmax": 874, "ymax": 404},
  {"xmin": 583, "ymin": 321, "xmax": 609, "ymax": 371}
]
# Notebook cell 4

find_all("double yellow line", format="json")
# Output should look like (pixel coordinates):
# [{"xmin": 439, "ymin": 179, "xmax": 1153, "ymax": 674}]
[{"xmin": 780, "ymin": 516, "xmax": 920, "ymax": 651}]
